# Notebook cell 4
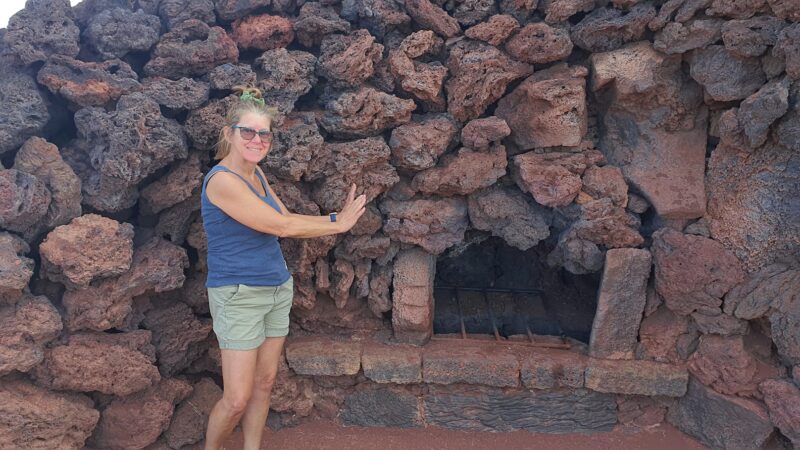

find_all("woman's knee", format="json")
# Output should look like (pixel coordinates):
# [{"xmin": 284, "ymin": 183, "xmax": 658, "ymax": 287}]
[
  {"xmin": 252, "ymin": 371, "xmax": 278, "ymax": 394},
  {"xmin": 221, "ymin": 392, "xmax": 252, "ymax": 417}
]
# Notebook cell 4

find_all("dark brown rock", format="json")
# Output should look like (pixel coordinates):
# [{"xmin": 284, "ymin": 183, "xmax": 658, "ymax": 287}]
[
  {"xmin": 570, "ymin": 4, "xmax": 656, "ymax": 53},
  {"xmin": 452, "ymin": 0, "xmax": 498, "ymax": 26},
  {"xmin": 33, "ymin": 331, "xmax": 160, "ymax": 396},
  {"xmin": 571, "ymin": 197, "xmax": 644, "ymax": 249},
  {"xmin": 541, "ymin": 0, "xmax": 594, "ymax": 23},
  {"xmin": 341, "ymin": 0, "xmax": 410, "ymax": 38},
  {"xmin": 368, "ymin": 263, "xmax": 394, "ymax": 317},
  {"xmin": 263, "ymin": 112, "xmax": 324, "ymax": 181},
  {"xmin": 519, "ymin": 348, "xmax": 587, "ymax": 389},
  {"xmin": 214, "ymin": 0, "xmax": 271, "ymax": 20},
  {"xmin": 589, "ymin": 248, "xmax": 651, "ymax": 359},
  {"xmin": 468, "ymin": 184, "xmax": 550, "ymax": 251},
  {"xmin": 317, "ymin": 30, "xmax": 384, "ymax": 88},
  {"xmin": 460, "ymin": 116, "xmax": 510, "ymax": 150},
  {"xmin": 445, "ymin": 40, "xmax": 532, "ymax": 122},
  {"xmin": 769, "ymin": 0, "xmax": 800, "ymax": 21},
  {"xmin": 206, "ymin": 63, "xmax": 256, "ymax": 91},
  {"xmin": 0, "ymin": 169, "xmax": 51, "ymax": 239},
  {"xmin": 722, "ymin": 15, "xmax": 785, "ymax": 58},
  {"xmin": 84, "ymin": 7, "xmax": 161, "ymax": 59},
  {"xmin": 691, "ymin": 311, "xmax": 749, "ymax": 335},
  {"xmin": 320, "ymin": 87, "xmax": 416, "ymax": 138},
  {"xmin": 706, "ymin": 0, "xmax": 769, "ymax": 19},
  {"xmin": 294, "ymin": 2, "xmax": 352, "ymax": 47},
  {"xmin": 285, "ymin": 336, "xmax": 362, "ymax": 375},
  {"xmin": 89, "ymin": 378, "xmax": 192, "ymax": 450},
  {"xmin": 464, "ymin": 14, "xmax": 519, "ymax": 46},
  {"xmin": 362, "ymin": 342, "xmax": 422, "ymax": 383},
  {"xmin": 0, "ymin": 233, "xmax": 34, "ymax": 304},
  {"xmin": 0, "ymin": 377, "xmax": 99, "ymax": 450},
  {"xmin": 667, "ymin": 378, "xmax": 774, "ymax": 450},
  {"xmin": 411, "ymin": 145, "xmax": 507, "ymax": 196},
  {"xmin": 140, "ymin": 155, "xmax": 203, "ymax": 215},
  {"xmin": 737, "ymin": 78, "xmax": 791, "ymax": 149},
  {"xmin": 389, "ymin": 114, "xmax": 458, "ymax": 172},
  {"xmin": 232, "ymin": 14, "xmax": 294, "ymax": 51},
  {"xmin": 652, "ymin": 228, "xmax": 745, "ymax": 316},
  {"xmin": 342, "ymin": 386, "xmax": 422, "ymax": 427},
  {"xmin": 616, "ymin": 395, "xmax": 667, "ymax": 429},
  {"xmin": 496, "ymin": 63, "xmax": 588, "ymax": 150},
  {"xmin": 381, "ymin": 197, "xmax": 469, "ymax": 255},
  {"xmin": 144, "ymin": 20, "xmax": 239, "ymax": 79},
  {"xmin": 505, "ymin": 23, "xmax": 573, "ymax": 64},
  {"xmin": 637, "ymin": 306, "xmax": 697, "ymax": 363},
  {"xmin": 423, "ymin": 340, "xmax": 519, "ymax": 387},
  {"xmin": 39, "ymin": 214, "xmax": 134, "ymax": 289},
  {"xmin": 760, "ymin": 378, "xmax": 800, "ymax": 446},
  {"xmin": 775, "ymin": 24, "xmax": 800, "ymax": 79},
  {"xmin": 654, "ymin": 19, "xmax": 723, "ymax": 54},
  {"xmin": 406, "ymin": 0, "xmax": 461, "ymax": 38},
  {"xmin": 687, "ymin": 334, "xmax": 780, "ymax": 397},
  {"xmin": 0, "ymin": 66, "xmax": 51, "ymax": 155},
  {"xmin": 1, "ymin": 0, "xmax": 80, "ymax": 65},
  {"xmin": 581, "ymin": 165, "xmax": 627, "ymax": 207},
  {"xmin": 165, "ymin": 378, "xmax": 222, "ymax": 449},
  {"xmin": 255, "ymin": 49, "xmax": 317, "ymax": 117},
  {"xmin": 0, "ymin": 295, "xmax": 62, "ymax": 375},
  {"xmin": 142, "ymin": 301, "xmax": 212, "ymax": 377},
  {"xmin": 141, "ymin": 77, "xmax": 210, "ymax": 110},
  {"xmin": 184, "ymin": 95, "xmax": 239, "ymax": 151},
  {"xmin": 689, "ymin": 45, "xmax": 766, "ymax": 101},
  {"xmin": 158, "ymin": 0, "xmax": 215, "ymax": 29},
  {"xmin": 546, "ymin": 228, "xmax": 604, "ymax": 274}
]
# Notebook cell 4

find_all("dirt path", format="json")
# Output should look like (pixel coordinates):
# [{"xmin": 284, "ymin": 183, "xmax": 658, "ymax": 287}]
[{"xmin": 215, "ymin": 421, "xmax": 708, "ymax": 450}]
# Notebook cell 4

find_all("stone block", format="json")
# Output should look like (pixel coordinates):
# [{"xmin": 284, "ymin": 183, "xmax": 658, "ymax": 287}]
[
  {"xmin": 392, "ymin": 248, "xmax": 436, "ymax": 345},
  {"xmin": 361, "ymin": 342, "xmax": 422, "ymax": 384},
  {"xmin": 519, "ymin": 348, "xmax": 587, "ymax": 389},
  {"xmin": 285, "ymin": 336, "xmax": 361, "ymax": 376},
  {"xmin": 342, "ymin": 387, "xmax": 422, "ymax": 428},
  {"xmin": 422, "ymin": 340, "xmax": 519, "ymax": 387},
  {"xmin": 584, "ymin": 358, "xmax": 688, "ymax": 397},
  {"xmin": 423, "ymin": 384, "xmax": 617, "ymax": 433},
  {"xmin": 589, "ymin": 248, "xmax": 651, "ymax": 359}
]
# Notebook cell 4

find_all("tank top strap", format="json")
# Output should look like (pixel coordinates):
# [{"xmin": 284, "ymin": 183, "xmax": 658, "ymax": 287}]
[{"xmin": 204, "ymin": 165, "xmax": 265, "ymax": 198}]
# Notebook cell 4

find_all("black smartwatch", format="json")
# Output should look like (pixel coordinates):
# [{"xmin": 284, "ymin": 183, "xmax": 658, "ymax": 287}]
[{"xmin": 329, "ymin": 212, "xmax": 337, "ymax": 222}]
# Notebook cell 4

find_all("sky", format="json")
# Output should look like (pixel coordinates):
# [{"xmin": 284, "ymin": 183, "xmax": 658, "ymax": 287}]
[{"xmin": 1, "ymin": 0, "xmax": 84, "ymax": 28}]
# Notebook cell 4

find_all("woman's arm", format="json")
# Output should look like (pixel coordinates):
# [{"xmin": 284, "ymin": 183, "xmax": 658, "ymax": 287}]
[{"xmin": 205, "ymin": 172, "xmax": 366, "ymax": 238}]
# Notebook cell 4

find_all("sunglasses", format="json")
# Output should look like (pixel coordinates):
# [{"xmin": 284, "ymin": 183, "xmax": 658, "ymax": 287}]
[{"xmin": 231, "ymin": 125, "xmax": 273, "ymax": 142}]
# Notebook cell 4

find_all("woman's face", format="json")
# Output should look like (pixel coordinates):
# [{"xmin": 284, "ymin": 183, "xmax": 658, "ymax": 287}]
[{"xmin": 227, "ymin": 111, "xmax": 273, "ymax": 163}]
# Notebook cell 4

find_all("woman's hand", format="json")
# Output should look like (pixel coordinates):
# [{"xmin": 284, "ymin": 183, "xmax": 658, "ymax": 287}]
[{"xmin": 336, "ymin": 184, "xmax": 367, "ymax": 233}]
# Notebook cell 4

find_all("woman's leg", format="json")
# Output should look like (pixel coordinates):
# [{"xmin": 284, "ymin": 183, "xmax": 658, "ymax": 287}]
[
  {"xmin": 204, "ymin": 348, "xmax": 259, "ymax": 450},
  {"xmin": 240, "ymin": 336, "xmax": 287, "ymax": 450}
]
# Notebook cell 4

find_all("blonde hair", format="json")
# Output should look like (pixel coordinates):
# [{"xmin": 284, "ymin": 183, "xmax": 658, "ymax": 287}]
[{"xmin": 214, "ymin": 86, "xmax": 279, "ymax": 160}]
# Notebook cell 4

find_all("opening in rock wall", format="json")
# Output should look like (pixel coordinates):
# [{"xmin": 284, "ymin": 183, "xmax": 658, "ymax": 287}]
[{"xmin": 433, "ymin": 235, "xmax": 600, "ymax": 344}]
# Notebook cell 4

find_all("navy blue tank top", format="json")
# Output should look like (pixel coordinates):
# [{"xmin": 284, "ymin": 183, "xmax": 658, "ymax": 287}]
[{"xmin": 201, "ymin": 165, "xmax": 291, "ymax": 288}]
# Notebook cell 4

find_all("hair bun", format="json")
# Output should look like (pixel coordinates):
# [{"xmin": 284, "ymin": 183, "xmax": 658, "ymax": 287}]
[{"xmin": 233, "ymin": 85, "xmax": 263, "ymax": 99}]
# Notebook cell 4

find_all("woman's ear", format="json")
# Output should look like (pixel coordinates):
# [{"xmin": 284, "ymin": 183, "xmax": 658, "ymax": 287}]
[{"xmin": 222, "ymin": 125, "xmax": 232, "ymax": 141}]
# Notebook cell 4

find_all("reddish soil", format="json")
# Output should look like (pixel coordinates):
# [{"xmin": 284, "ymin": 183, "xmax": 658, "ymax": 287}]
[{"xmin": 214, "ymin": 421, "xmax": 708, "ymax": 450}]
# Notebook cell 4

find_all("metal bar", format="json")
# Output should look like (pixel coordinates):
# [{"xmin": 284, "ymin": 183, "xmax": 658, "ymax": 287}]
[
  {"xmin": 482, "ymin": 289, "xmax": 502, "ymax": 341},
  {"xmin": 430, "ymin": 336, "xmax": 571, "ymax": 349},
  {"xmin": 435, "ymin": 286, "xmax": 545, "ymax": 295}
]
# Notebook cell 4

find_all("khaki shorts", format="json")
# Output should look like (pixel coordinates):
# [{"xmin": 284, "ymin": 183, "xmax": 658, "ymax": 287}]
[{"xmin": 207, "ymin": 276, "xmax": 293, "ymax": 350}]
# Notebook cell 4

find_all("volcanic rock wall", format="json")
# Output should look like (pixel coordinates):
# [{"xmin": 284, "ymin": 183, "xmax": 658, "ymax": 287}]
[{"xmin": 0, "ymin": 0, "xmax": 799, "ymax": 448}]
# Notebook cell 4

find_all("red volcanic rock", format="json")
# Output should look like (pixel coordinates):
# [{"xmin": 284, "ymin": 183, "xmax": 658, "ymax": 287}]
[
  {"xmin": 0, "ymin": 233, "xmax": 34, "ymax": 304},
  {"xmin": 0, "ymin": 377, "xmax": 99, "ymax": 450},
  {"xmin": 546, "ymin": 227, "xmax": 604, "ymax": 274},
  {"xmin": 306, "ymin": 136, "xmax": 399, "ymax": 211},
  {"xmin": 141, "ymin": 77, "xmax": 211, "ymax": 110},
  {"xmin": 0, "ymin": 66, "xmax": 51, "ymax": 156},
  {"xmin": 505, "ymin": 23, "xmax": 573, "ymax": 64},
  {"xmin": 760, "ymin": 378, "xmax": 800, "ymax": 446},
  {"xmin": 144, "ymin": 20, "xmax": 239, "ymax": 79},
  {"xmin": 286, "ymin": 336, "xmax": 362, "ymax": 375},
  {"xmin": 184, "ymin": 95, "xmax": 240, "ymax": 150},
  {"xmin": 84, "ymin": 7, "xmax": 161, "ymax": 58},
  {"xmin": 668, "ymin": 378, "xmax": 774, "ymax": 450},
  {"xmin": 769, "ymin": 0, "xmax": 800, "ymax": 21},
  {"xmin": 233, "ymin": 14, "xmax": 294, "ymax": 51},
  {"xmin": 581, "ymin": 165, "xmax": 627, "ymax": 207},
  {"xmin": 691, "ymin": 310, "xmax": 749, "ymax": 336},
  {"xmin": 688, "ymin": 335, "xmax": 781, "ymax": 397},
  {"xmin": 158, "ymin": 0, "xmax": 216, "ymax": 30},
  {"xmin": 706, "ymin": 0, "xmax": 770, "ymax": 19},
  {"xmin": 37, "ymin": 56, "xmax": 140, "ymax": 107},
  {"xmin": 392, "ymin": 248, "xmax": 436, "ymax": 344},
  {"xmin": 0, "ymin": 169, "xmax": 51, "ymax": 239},
  {"xmin": 140, "ymin": 154, "xmax": 203, "ymax": 215},
  {"xmin": 542, "ymin": 0, "xmax": 594, "ymax": 23},
  {"xmin": 499, "ymin": 0, "xmax": 538, "ymax": 22},
  {"xmin": 143, "ymin": 301, "xmax": 212, "ymax": 377},
  {"xmin": 461, "ymin": 116, "xmax": 510, "ymax": 150},
  {"xmin": 63, "ymin": 237, "xmax": 189, "ymax": 331},
  {"xmin": 637, "ymin": 306, "xmax": 696, "ymax": 363},
  {"xmin": 214, "ymin": 0, "xmax": 271, "ymax": 21},
  {"xmin": 512, "ymin": 150, "xmax": 601, "ymax": 208},
  {"xmin": 616, "ymin": 395, "xmax": 667, "ymax": 429},
  {"xmin": 411, "ymin": 145, "xmax": 507, "ymax": 196},
  {"xmin": 388, "ymin": 49, "xmax": 448, "ymax": 111},
  {"xmin": 319, "ymin": 87, "xmax": 416, "ymax": 138},
  {"xmin": 165, "ymin": 378, "xmax": 222, "ymax": 448},
  {"xmin": 264, "ymin": 112, "xmax": 324, "ymax": 182},
  {"xmin": 464, "ymin": 14, "xmax": 520, "ymax": 46},
  {"xmin": 330, "ymin": 259, "xmax": 355, "ymax": 308},
  {"xmin": 39, "ymin": 214, "xmax": 134, "ymax": 289},
  {"xmin": 406, "ymin": 0, "xmax": 461, "ymax": 38},
  {"xmin": 0, "ymin": 295, "xmax": 62, "ymax": 375},
  {"xmin": 207, "ymin": 63, "xmax": 256, "ymax": 91},
  {"xmin": 69, "ymin": 93, "xmax": 188, "ymax": 213},
  {"xmin": 294, "ymin": 2, "xmax": 351, "ymax": 47},
  {"xmin": 497, "ymin": 63, "xmax": 587, "ymax": 150},
  {"xmin": 89, "ymin": 378, "xmax": 192, "ymax": 450},
  {"xmin": 317, "ymin": 30, "xmax": 384, "ymax": 88},
  {"xmin": 381, "ymin": 197, "xmax": 469, "ymax": 254},
  {"xmin": 571, "ymin": 4, "xmax": 656, "ymax": 53},
  {"xmin": 335, "ymin": 234, "xmax": 393, "ymax": 262},
  {"xmin": 654, "ymin": 19, "xmax": 723, "ymax": 54},
  {"xmin": 389, "ymin": 114, "xmax": 458, "ymax": 172},
  {"xmin": 775, "ymin": 24, "xmax": 800, "ymax": 80},
  {"xmin": 591, "ymin": 42, "xmax": 707, "ymax": 219},
  {"xmin": 446, "ymin": 40, "xmax": 532, "ymax": 122},
  {"xmin": 341, "ymin": 0, "xmax": 410, "ymax": 38},
  {"xmin": 13, "ymin": 137, "xmax": 82, "ymax": 236},
  {"xmin": 32, "ymin": 331, "xmax": 160, "ymax": 396},
  {"xmin": 256, "ymin": 48, "xmax": 317, "ymax": 117},
  {"xmin": 572, "ymin": 198, "xmax": 644, "ymax": 248},
  {"xmin": 468, "ymin": 185, "xmax": 550, "ymax": 251},
  {"xmin": 652, "ymin": 228, "xmax": 745, "ymax": 316},
  {"xmin": 1, "ymin": 0, "xmax": 80, "ymax": 65},
  {"xmin": 398, "ymin": 30, "xmax": 442, "ymax": 58},
  {"xmin": 368, "ymin": 263, "xmax": 394, "ymax": 317},
  {"xmin": 721, "ymin": 16, "xmax": 784, "ymax": 58}
]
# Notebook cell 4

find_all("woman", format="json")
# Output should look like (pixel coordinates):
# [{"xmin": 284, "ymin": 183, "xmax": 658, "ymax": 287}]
[{"xmin": 201, "ymin": 87, "xmax": 366, "ymax": 450}]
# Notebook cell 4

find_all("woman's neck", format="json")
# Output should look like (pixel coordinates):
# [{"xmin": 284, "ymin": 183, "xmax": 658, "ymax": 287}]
[{"xmin": 222, "ymin": 155, "xmax": 258, "ymax": 178}]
